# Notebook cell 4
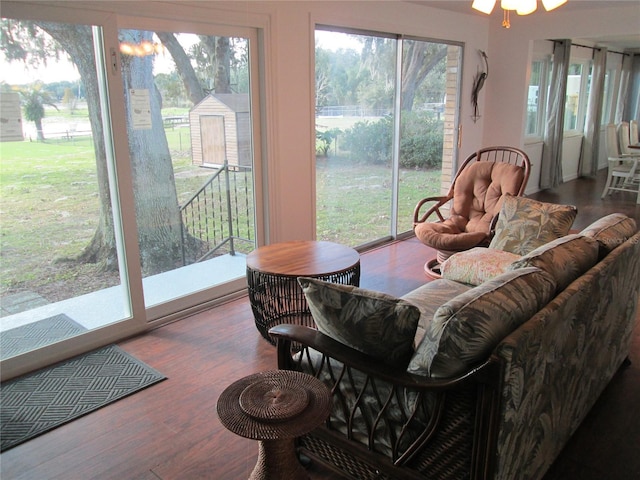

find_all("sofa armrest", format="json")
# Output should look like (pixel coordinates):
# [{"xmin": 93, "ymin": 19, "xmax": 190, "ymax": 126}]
[
  {"xmin": 269, "ymin": 323, "xmax": 502, "ymax": 479},
  {"xmin": 270, "ymin": 324, "xmax": 498, "ymax": 390}
]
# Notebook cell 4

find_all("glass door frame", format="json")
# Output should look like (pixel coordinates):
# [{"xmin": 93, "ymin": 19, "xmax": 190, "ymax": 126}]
[{"xmin": 0, "ymin": 4, "xmax": 139, "ymax": 381}]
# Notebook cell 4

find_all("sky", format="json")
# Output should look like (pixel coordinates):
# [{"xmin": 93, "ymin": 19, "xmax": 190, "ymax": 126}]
[
  {"xmin": 0, "ymin": 50, "xmax": 81, "ymax": 85},
  {"xmin": 0, "ymin": 31, "xmax": 356, "ymax": 86},
  {"xmin": 315, "ymin": 30, "xmax": 363, "ymax": 52},
  {"xmin": 0, "ymin": 33, "xmax": 194, "ymax": 86}
]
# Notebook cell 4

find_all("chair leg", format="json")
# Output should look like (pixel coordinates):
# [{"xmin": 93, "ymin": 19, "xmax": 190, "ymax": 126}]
[{"xmin": 601, "ymin": 173, "xmax": 614, "ymax": 199}]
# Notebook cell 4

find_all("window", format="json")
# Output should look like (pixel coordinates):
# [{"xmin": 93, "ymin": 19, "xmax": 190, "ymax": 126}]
[
  {"xmin": 0, "ymin": 19, "xmax": 128, "ymax": 331},
  {"xmin": 526, "ymin": 54, "xmax": 596, "ymax": 137},
  {"xmin": 314, "ymin": 27, "xmax": 462, "ymax": 248},
  {"xmin": 525, "ymin": 57, "xmax": 549, "ymax": 137},
  {"xmin": 116, "ymin": 28, "xmax": 257, "ymax": 316},
  {"xmin": 564, "ymin": 61, "xmax": 591, "ymax": 132},
  {"xmin": 601, "ymin": 68, "xmax": 615, "ymax": 125}
]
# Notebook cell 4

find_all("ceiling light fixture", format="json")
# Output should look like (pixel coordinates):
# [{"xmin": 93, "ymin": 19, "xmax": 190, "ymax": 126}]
[{"xmin": 472, "ymin": 0, "xmax": 568, "ymax": 28}]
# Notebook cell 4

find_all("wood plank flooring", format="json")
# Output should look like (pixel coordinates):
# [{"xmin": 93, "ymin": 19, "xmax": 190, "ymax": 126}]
[{"xmin": 1, "ymin": 169, "xmax": 639, "ymax": 479}]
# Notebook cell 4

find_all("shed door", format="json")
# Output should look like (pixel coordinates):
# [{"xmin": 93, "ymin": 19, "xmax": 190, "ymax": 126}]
[{"xmin": 201, "ymin": 115, "xmax": 225, "ymax": 165}]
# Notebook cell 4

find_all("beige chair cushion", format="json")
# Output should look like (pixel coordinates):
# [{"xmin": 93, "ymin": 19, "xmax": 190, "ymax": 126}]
[
  {"xmin": 414, "ymin": 221, "xmax": 488, "ymax": 251},
  {"xmin": 415, "ymin": 162, "xmax": 526, "ymax": 252},
  {"xmin": 451, "ymin": 161, "xmax": 526, "ymax": 234}
]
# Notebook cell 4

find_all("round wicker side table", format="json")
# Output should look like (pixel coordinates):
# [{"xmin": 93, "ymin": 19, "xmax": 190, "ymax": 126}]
[
  {"xmin": 246, "ymin": 240, "xmax": 360, "ymax": 345},
  {"xmin": 217, "ymin": 370, "xmax": 332, "ymax": 480}
]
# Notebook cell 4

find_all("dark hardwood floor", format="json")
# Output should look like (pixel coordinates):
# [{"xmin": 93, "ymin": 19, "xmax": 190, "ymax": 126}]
[{"xmin": 1, "ymin": 169, "xmax": 639, "ymax": 479}]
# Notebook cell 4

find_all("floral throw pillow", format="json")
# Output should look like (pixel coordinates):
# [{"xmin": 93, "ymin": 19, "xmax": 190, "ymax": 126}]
[
  {"xmin": 508, "ymin": 234, "xmax": 599, "ymax": 293},
  {"xmin": 298, "ymin": 277, "xmax": 420, "ymax": 367},
  {"xmin": 488, "ymin": 195, "xmax": 577, "ymax": 255},
  {"xmin": 441, "ymin": 247, "xmax": 521, "ymax": 286}
]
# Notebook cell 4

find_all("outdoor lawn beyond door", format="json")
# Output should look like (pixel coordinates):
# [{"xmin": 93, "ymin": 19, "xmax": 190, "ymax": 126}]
[
  {"xmin": 118, "ymin": 29, "xmax": 257, "ymax": 316},
  {"xmin": 0, "ymin": 19, "xmax": 130, "ymax": 362}
]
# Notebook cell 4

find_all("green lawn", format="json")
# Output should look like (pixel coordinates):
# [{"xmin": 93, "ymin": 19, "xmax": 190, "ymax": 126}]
[
  {"xmin": 315, "ymin": 115, "xmax": 442, "ymax": 245},
  {"xmin": 0, "ymin": 138, "xmax": 104, "ymax": 295},
  {"xmin": 316, "ymin": 157, "xmax": 440, "ymax": 245}
]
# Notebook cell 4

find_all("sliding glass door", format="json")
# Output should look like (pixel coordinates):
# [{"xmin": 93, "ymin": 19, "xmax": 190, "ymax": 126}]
[
  {"xmin": 116, "ymin": 28, "xmax": 257, "ymax": 319},
  {"xmin": 315, "ymin": 27, "xmax": 461, "ymax": 247},
  {"xmin": 0, "ymin": 7, "xmax": 262, "ymax": 378},
  {"xmin": 0, "ymin": 19, "xmax": 130, "ymax": 367}
]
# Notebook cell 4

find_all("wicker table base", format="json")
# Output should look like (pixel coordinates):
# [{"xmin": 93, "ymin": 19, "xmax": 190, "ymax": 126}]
[
  {"xmin": 246, "ymin": 241, "xmax": 360, "ymax": 344},
  {"xmin": 250, "ymin": 439, "xmax": 305, "ymax": 480},
  {"xmin": 217, "ymin": 370, "xmax": 332, "ymax": 480}
]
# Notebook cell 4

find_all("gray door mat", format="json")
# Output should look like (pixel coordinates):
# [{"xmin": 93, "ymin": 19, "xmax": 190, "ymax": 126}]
[{"xmin": 0, "ymin": 344, "xmax": 167, "ymax": 452}]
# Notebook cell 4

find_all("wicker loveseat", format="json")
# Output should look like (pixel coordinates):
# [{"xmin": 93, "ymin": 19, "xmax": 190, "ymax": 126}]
[{"xmin": 270, "ymin": 209, "xmax": 640, "ymax": 480}]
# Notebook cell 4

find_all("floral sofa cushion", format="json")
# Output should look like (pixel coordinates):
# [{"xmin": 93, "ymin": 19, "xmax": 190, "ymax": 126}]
[
  {"xmin": 401, "ymin": 278, "xmax": 473, "ymax": 344},
  {"xmin": 407, "ymin": 267, "xmax": 557, "ymax": 378},
  {"xmin": 298, "ymin": 277, "xmax": 420, "ymax": 367},
  {"xmin": 507, "ymin": 234, "xmax": 599, "ymax": 293},
  {"xmin": 489, "ymin": 195, "xmax": 577, "ymax": 255},
  {"xmin": 440, "ymin": 247, "xmax": 521, "ymax": 285},
  {"xmin": 579, "ymin": 213, "xmax": 638, "ymax": 258}
]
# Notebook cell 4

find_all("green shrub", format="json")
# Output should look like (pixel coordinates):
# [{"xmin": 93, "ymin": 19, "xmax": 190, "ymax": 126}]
[
  {"xmin": 341, "ymin": 111, "xmax": 443, "ymax": 168},
  {"xmin": 400, "ymin": 111, "xmax": 443, "ymax": 169},
  {"xmin": 341, "ymin": 117, "xmax": 393, "ymax": 164}
]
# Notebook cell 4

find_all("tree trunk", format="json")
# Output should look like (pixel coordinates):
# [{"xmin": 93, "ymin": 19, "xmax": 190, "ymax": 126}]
[
  {"xmin": 39, "ymin": 24, "xmax": 195, "ymax": 276},
  {"xmin": 120, "ymin": 29, "xmax": 184, "ymax": 275},
  {"xmin": 156, "ymin": 32, "xmax": 206, "ymax": 105},
  {"xmin": 35, "ymin": 118, "xmax": 45, "ymax": 141},
  {"xmin": 401, "ymin": 44, "xmax": 447, "ymax": 112},
  {"xmin": 33, "ymin": 24, "xmax": 226, "ymax": 276},
  {"xmin": 214, "ymin": 37, "xmax": 231, "ymax": 93}
]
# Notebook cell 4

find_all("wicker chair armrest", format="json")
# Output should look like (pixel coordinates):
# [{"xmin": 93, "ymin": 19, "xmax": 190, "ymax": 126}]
[
  {"xmin": 269, "ymin": 324, "xmax": 497, "ymax": 391},
  {"xmin": 412, "ymin": 196, "xmax": 450, "ymax": 225}
]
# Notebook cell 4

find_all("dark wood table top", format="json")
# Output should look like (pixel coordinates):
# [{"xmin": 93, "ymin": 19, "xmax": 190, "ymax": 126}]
[{"xmin": 246, "ymin": 240, "xmax": 359, "ymax": 277}]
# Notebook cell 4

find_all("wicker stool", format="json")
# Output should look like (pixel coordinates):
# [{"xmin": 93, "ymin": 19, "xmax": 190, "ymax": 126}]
[{"xmin": 217, "ymin": 370, "xmax": 332, "ymax": 480}]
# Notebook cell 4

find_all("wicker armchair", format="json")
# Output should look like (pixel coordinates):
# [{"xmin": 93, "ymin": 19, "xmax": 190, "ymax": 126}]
[
  {"xmin": 270, "ymin": 324, "xmax": 502, "ymax": 480},
  {"xmin": 413, "ymin": 147, "xmax": 530, "ymax": 278}
]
